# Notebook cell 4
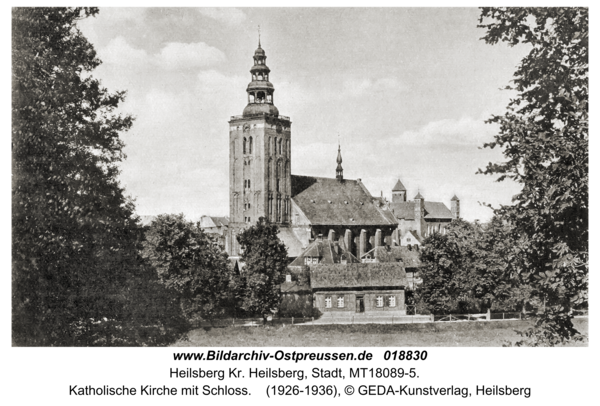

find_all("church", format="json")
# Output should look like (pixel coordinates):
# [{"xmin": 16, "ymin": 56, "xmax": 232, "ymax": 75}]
[{"xmin": 225, "ymin": 42, "xmax": 460, "ymax": 263}]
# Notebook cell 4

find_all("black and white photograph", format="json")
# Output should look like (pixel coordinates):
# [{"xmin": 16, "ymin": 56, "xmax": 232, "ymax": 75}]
[{"xmin": 8, "ymin": 4, "xmax": 593, "ymax": 404}]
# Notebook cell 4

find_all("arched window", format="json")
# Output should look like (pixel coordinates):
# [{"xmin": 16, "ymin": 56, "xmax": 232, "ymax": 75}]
[
  {"xmin": 243, "ymin": 137, "xmax": 247, "ymax": 154},
  {"xmin": 267, "ymin": 159, "xmax": 272, "ymax": 189},
  {"xmin": 257, "ymin": 91, "xmax": 265, "ymax": 103},
  {"xmin": 248, "ymin": 137, "xmax": 253, "ymax": 154},
  {"xmin": 278, "ymin": 138, "xmax": 282, "ymax": 155},
  {"xmin": 269, "ymin": 137, "xmax": 272, "ymax": 155},
  {"xmin": 249, "ymin": 93, "xmax": 255, "ymax": 103},
  {"xmin": 248, "ymin": 179, "xmax": 251, "ymax": 188},
  {"xmin": 276, "ymin": 161, "xmax": 281, "ymax": 192}
]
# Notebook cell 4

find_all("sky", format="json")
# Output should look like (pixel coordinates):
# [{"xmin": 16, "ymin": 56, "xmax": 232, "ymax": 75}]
[{"xmin": 77, "ymin": 7, "xmax": 530, "ymax": 222}]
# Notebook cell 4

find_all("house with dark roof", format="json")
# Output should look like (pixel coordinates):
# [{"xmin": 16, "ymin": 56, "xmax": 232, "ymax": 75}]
[
  {"xmin": 310, "ymin": 263, "xmax": 408, "ymax": 314},
  {"xmin": 279, "ymin": 233, "xmax": 408, "ymax": 315}
]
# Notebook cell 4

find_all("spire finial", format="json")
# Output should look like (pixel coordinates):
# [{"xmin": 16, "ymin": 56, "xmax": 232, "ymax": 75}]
[
  {"xmin": 336, "ymin": 138, "xmax": 343, "ymax": 182},
  {"xmin": 258, "ymin": 25, "xmax": 261, "ymax": 48}
]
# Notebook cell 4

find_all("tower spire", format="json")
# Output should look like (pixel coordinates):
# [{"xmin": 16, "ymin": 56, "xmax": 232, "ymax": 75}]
[
  {"xmin": 336, "ymin": 142, "xmax": 343, "ymax": 182},
  {"xmin": 242, "ymin": 37, "xmax": 278, "ymax": 117}
]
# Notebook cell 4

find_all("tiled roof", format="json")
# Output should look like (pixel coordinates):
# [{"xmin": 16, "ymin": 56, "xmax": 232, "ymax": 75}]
[
  {"xmin": 291, "ymin": 175, "xmax": 398, "ymax": 226},
  {"xmin": 310, "ymin": 263, "xmax": 408, "ymax": 289},
  {"xmin": 391, "ymin": 201, "xmax": 453, "ymax": 220},
  {"xmin": 288, "ymin": 238, "xmax": 360, "ymax": 267},
  {"xmin": 414, "ymin": 192, "xmax": 424, "ymax": 199},
  {"xmin": 392, "ymin": 179, "xmax": 407, "ymax": 191},
  {"xmin": 278, "ymin": 227, "xmax": 305, "ymax": 257},
  {"xmin": 361, "ymin": 246, "xmax": 422, "ymax": 268}
]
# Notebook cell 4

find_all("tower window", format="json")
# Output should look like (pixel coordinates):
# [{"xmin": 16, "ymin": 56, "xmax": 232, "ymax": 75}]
[
  {"xmin": 248, "ymin": 179, "xmax": 251, "ymax": 188},
  {"xmin": 249, "ymin": 93, "xmax": 255, "ymax": 103},
  {"xmin": 243, "ymin": 137, "xmax": 247, "ymax": 154},
  {"xmin": 248, "ymin": 137, "xmax": 253, "ymax": 154},
  {"xmin": 278, "ymin": 138, "xmax": 282, "ymax": 155},
  {"xmin": 257, "ymin": 91, "xmax": 265, "ymax": 103},
  {"xmin": 267, "ymin": 94, "xmax": 272, "ymax": 103},
  {"xmin": 265, "ymin": 74, "xmax": 269, "ymax": 81}
]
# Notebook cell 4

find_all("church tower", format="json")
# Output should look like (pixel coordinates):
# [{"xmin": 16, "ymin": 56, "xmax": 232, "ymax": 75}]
[{"xmin": 227, "ymin": 41, "xmax": 292, "ymax": 255}]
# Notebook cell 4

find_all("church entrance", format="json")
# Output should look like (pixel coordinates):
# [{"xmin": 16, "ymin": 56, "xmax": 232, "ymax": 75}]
[{"xmin": 355, "ymin": 295, "xmax": 365, "ymax": 313}]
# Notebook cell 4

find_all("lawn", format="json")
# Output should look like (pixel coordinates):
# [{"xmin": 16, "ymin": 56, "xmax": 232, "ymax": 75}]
[{"xmin": 172, "ymin": 318, "xmax": 588, "ymax": 347}]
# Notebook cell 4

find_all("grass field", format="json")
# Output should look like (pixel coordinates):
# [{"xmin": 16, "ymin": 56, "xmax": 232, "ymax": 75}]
[{"xmin": 172, "ymin": 318, "xmax": 588, "ymax": 347}]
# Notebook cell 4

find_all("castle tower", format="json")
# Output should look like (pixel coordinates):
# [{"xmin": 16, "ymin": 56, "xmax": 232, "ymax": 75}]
[
  {"xmin": 336, "ymin": 144, "xmax": 343, "ymax": 182},
  {"xmin": 228, "ymin": 41, "xmax": 292, "ymax": 255},
  {"xmin": 414, "ymin": 191, "xmax": 425, "ymax": 238},
  {"xmin": 451, "ymin": 194, "xmax": 460, "ymax": 220},
  {"xmin": 392, "ymin": 179, "xmax": 407, "ymax": 203}
]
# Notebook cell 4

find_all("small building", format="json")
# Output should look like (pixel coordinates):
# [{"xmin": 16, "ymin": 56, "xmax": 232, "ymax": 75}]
[{"xmin": 310, "ymin": 263, "xmax": 408, "ymax": 314}]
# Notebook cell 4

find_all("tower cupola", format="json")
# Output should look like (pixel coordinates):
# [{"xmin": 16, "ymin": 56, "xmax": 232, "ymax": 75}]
[{"xmin": 243, "ymin": 41, "xmax": 279, "ymax": 117}]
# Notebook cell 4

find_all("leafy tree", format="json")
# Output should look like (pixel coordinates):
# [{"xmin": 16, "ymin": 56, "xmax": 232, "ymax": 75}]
[
  {"xmin": 142, "ymin": 214, "xmax": 233, "ymax": 322},
  {"xmin": 236, "ymin": 217, "xmax": 288, "ymax": 322},
  {"xmin": 419, "ymin": 218, "xmax": 532, "ymax": 315},
  {"xmin": 478, "ymin": 7, "xmax": 588, "ymax": 345},
  {"xmin": 419, "ymin": 220, "xmax": 481, "ymax": 314},
  {"xmin": 12, "ymin": 7, "xmax": 140, "ymax": 345}
]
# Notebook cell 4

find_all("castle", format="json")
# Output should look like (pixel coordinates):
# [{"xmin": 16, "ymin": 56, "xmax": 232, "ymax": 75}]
[{"xmin": 225, "ymin": 42, "xmax": 460, "ymax": 262}]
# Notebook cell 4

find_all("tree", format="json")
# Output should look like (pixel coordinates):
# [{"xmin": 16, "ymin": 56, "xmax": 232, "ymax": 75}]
[
  {"xmin": 142, "ymin": 214, "xmax": 233, "ymax": 322},
  {"xmin": 419, "ymin": 218, "xmax": 532, "ymax": 315},
  {"xmin": 236, "ymin": 217, "xmax": 288, "ymax": 322},
  {"xmin": 12, "ymin": 8, "xmax": 140, "ymax": 345},
  {"xmin": 478, "ymin": 8, "xmax": 588, "ymax": 345},
  {"xmin": 419, "ymin": 220, "xmax": 482, "ymax": 314}
]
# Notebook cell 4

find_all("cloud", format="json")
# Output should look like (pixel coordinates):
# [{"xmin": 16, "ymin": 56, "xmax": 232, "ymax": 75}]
[
  {"xmin": 100, "ymin": 36, "xmax": 149, "ymax": 67},
  {"xmin": 98, "ymin": 7, "xmax": 148, "ymax": 22},
  {"xmin": 342, "ymin": 76, "xmax": 406, "ymax": 97},
  {"xmin": 197, "ymin": 8, "xmax": 247, "ymax": 26},
  {"xmin": 99, "ymin": 37, "xmax": 225, "ymax": 70},
  {"xmin": 157, "ymin": 42, "xmax": 226, "ymax": 70},
  {"xmin": 392, "ymin": 116, "xmax": 498, "ymax": 146}
]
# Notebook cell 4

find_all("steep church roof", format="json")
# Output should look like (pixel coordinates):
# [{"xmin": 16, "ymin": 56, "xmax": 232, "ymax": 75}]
[
  {"xmin": 291, "ymin": 175, "xmax": 397, "ymax": 226},
  {"xmin": 391, "ymin": 201, "xmax": 453, "ymax": 220}
]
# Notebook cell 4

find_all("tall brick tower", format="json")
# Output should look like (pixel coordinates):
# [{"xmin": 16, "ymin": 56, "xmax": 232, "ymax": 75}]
[{"xmin": 227, "ymin": 41, "xmax": 292, "ymax": 256}]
